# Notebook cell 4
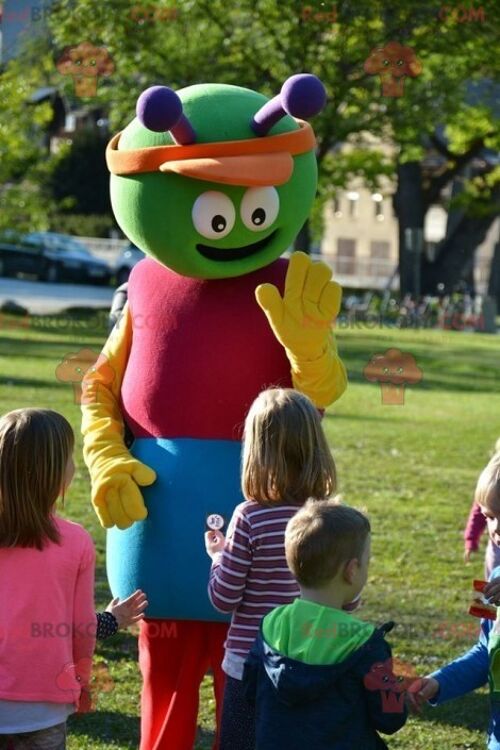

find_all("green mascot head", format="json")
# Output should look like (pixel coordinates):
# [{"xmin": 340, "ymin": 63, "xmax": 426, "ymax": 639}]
[{"xmin": 107, "ymin": 74, "xmax": 326, "ymax": 279}]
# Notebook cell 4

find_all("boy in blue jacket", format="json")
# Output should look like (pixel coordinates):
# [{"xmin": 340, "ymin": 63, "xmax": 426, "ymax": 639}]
[{"xmin": 242, "ymin": 499, "xmax": 408, "ymax": 750}]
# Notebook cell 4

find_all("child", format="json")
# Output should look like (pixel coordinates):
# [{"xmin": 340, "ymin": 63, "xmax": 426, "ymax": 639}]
[
  {"xmin": 204, "ymin": 388, "xmax": 337, "ymax": 750},
  {"xmin": 410, "ymin": 456, "xmax": 500, "ymax": 748},
  {"xmin": 242, "ymin": 499, "xmax": 408, "ymax": 750},
  {"xmin": 464, "ymin": 439, "xmax": 500, "ymax": 576},
  {"xmin": 0, "ymin": 408, "xmax": 96, "ymax": 749}
]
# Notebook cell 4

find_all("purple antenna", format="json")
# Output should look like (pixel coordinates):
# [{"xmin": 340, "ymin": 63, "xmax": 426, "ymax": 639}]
[
  {"xmin": 136, "ymin": 86, "xmax": 196, "ymax": 145},
  {"xmin": 251, "ymin": 74, "xmax": 327, "ymax": 136}
]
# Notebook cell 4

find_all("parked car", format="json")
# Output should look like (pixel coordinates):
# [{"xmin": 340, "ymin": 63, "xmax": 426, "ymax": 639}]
[
  {"xmin": 0, "ymin": 232, "xmax": 112, "ymax": 285},
  {"xmin": 114, "ymin": 244, "xmax": 145, "ymax": 286}
]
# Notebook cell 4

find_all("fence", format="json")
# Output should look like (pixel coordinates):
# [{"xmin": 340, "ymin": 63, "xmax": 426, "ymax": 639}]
[
  {"xmin": 319, "ymin": 253, "xmax": 493, "ymax": 294},
  {"xmin": 314, "ymin": 254, "xmax": 399, "ymax": 290},
  {"xmin": 72, "ymin": 239, "xmax": 492, "ymax": 295}
]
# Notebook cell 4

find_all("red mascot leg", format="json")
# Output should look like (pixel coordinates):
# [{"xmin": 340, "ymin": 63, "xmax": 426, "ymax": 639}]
[{"xmin": 139, "ymin": 619, "xmax": 228, "ymax": 750}]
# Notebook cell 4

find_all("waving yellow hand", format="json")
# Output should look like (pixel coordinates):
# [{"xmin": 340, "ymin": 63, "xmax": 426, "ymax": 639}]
[
  {"xmin": 256, "ymin": 251, "xmax": 342, "ymax": 358},
  {"xmin": 255, "ymin": 251, "xmax": 347, "ymax": 407}
]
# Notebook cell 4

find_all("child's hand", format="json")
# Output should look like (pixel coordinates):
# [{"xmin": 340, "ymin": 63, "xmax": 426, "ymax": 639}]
[
  {"xmin": 464, "ymin": 548, "xmax": 477, "ymax": 564},
  {"xmin": 406, "ymin": 676, "xmax": 439, "ymax": 714},
  {"xmin": 76, "ymin": 686, "xmax": 93, "ymax": 714},
  {"xmin": 484, "ymin": 577, "xmax": 500, "ymax": 605},
  {"xmin": 106, "ymin": 589, "xmax": 148, "ymax": 629},
  {"xmin": 205, "ymin": 529, "xmax": 225, "ymax": 559}
]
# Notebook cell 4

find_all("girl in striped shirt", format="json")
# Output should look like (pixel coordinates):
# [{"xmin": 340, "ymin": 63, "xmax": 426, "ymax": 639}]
[{"xmin": 205, "ymin": 387, "xmax": 337, "ymax": 750}]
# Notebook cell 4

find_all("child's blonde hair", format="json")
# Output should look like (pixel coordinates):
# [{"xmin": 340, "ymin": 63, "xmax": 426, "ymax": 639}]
[
  {"xmin": 285, "ymin": 499, "xmax": 370, "ymax": 587},
  {"xmin": 241, "ymin": 388, "xmax": 336, "ymax": 507},
  {"xmin": 0, "ymin": 409, "xmax": 74, "ymax": 550},
  {"xmin": 475, "ymin": 453, "xmax": 500, "ymax": 512}
]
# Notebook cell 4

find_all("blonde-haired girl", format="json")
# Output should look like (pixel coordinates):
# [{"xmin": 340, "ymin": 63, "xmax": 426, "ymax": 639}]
[
  {"xmin": 464, "ymin": 439, "xmax": 500, "ymax": 576},
  {"xmin": 204, "ymin": 388, "xmax": 337, "ymax": 750},
  {"xmin": 0, "ymin": 408, "xmax": 96, "ymax": 749}
]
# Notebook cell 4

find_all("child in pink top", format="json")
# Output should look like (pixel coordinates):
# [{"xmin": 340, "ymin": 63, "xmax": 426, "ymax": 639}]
[
  {"xmin": 204, "ymin": 388, "xmax": 338, "ymax": 750},
  {"xmin": 464, "ymin": 439, "xmax": 500, "ymax": 577},
  {"xmin": 0, "ymin": 409, "xmax": 96, "ymax": 749}
]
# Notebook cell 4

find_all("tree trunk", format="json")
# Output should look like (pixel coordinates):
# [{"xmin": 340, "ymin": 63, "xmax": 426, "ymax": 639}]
[
  {"xmin": 393, "ymin": 162, "xmax": 426, "ymax": 295},
  {"xmin": 294, "ymin": 219, "xmax": 311, "ymax": 254},
  {"xmin": 488, "ymin": 240, "xmax": 500, "ymax": 309},
  {"xmin": 421, "ymin": 214, "xmax": 498, "ymax": 294}
]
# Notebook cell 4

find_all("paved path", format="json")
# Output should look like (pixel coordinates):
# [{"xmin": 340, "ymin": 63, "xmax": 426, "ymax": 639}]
[{"xmin": 0, "ymin": 278, "xmax": 114, "ymax": 314}]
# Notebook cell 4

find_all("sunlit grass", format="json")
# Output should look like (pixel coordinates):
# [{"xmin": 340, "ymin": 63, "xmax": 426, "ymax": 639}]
[{"xmin": 1, "ymin": 315, "xmax": 499, "ymax": 749}]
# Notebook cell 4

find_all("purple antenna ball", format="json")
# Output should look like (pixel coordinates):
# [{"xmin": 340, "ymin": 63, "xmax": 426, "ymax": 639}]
[
  {"xmin": 281, "ymin": 74, "xmax": 327, "ymax": 119},
  {"xmin": 251, "ymin": 73, "xmax": 327, "ymax": 136},
  {"xmin": 136, "ymin": 86, "xmax": 183, "ymax": 133}
]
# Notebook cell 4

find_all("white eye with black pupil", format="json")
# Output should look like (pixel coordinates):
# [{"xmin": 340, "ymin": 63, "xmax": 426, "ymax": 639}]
[
  {"xmin": 252, "ymin": 208, "xmax": 266, "ymax": 226},
  {"xmin": 192, "ymin": 192, "xmax": 235, "ymax": 240},
  {"xmin": 240, "ymin": 187, "xmax": 279, "ymax": 232},
  {"xmin": 213, "ymin": 216, "xmax": 226, "ymax": 232}
]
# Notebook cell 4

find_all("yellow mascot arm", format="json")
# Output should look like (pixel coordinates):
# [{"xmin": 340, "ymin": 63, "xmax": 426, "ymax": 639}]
[
  {"xmin": 255, "ymin": 252, "xmax": 347, "ymax": 408},
  {"xmin": 81, "ymin": 303, "xmax": 156, "ymax": 530}
]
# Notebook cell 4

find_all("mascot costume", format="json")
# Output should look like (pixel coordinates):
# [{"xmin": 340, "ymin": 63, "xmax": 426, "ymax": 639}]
[{"xmin": 81, "ymin": 73, "xmax": 347, "ymax": 750}]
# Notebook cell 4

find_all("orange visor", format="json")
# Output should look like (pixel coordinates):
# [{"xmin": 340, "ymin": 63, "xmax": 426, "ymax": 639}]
[{"xmin": 106, "ymin": 120, "xmax": 316, "ymax": 186}]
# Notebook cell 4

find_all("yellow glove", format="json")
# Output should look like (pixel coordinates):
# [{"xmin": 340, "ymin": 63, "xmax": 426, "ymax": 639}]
[
  {"xmin": 81, "ymin": 303, "xmax": 156, "ymax": 529},
  {"xmin": 256, "ymin": 251, "xmax": 347, "ymax": 407}
]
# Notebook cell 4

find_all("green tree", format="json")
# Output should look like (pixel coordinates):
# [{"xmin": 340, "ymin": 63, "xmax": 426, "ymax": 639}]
[
  {"xmin": 1, "ymin": 0, "xmax": 498, "ymax": 287},
  {"xmin": 44, "ymin": 128, "xmax": 112, "ymax": 213},
  {"xmin": 48, "ymin": 0, "xmax": 500, "ymax": 288},
  {"xmin": 0, "ymin": 46, "xmax": 56, "ymax": 233}
]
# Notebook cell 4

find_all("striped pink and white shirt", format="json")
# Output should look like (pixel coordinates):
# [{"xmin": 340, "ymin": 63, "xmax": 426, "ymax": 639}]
[{"xmin": 208, "ymin": 500, "xmax": 300, "ymax": 673}]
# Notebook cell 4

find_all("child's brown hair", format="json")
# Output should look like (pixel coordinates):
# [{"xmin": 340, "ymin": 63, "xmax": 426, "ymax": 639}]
[
  {"xmin": 241, "ymin": 388, "xmax": 336, "ymax": 507},
  {"xmin": 285, "ymin": 499, "xmax": 370, "ymax": 587},
  {"xmin": 0, "ymin": 409, "xmax": 74, "ymax": 550}
]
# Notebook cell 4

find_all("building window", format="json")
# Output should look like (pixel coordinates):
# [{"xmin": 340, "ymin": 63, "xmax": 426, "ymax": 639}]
[
  {"xmin": 346, "ymin": 191, "xmax": 359, "ymax": 218},
  {"xmin": 369, "ymin": 240, "xmax": 390, "ymax": 276},
  {"xmin": 333, "ymin": 196, "xmax": 342, "ymax": 218},
  {"xmin": 372, "ymin": 192, "xmax": 384, "ymax": 221},
  {"xmin": 336, "ymin": 238, "xmax": 356, "ymax": 274}
]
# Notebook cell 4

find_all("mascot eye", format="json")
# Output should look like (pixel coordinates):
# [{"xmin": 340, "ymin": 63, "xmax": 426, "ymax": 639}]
[
  {"xmin": 192, "ymin": 192, "xmax": 236, "ymax": 240},
  {"xmin": 240, "ymin": 187, "xmax": 279, "ymax": 232}
]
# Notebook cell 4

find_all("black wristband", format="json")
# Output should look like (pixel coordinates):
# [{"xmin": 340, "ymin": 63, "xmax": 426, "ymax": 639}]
[{"xmin": 96, "ymin": 611, "xmax": 119, "ymax": 640}]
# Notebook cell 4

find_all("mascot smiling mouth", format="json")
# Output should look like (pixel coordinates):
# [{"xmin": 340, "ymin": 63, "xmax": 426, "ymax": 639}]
[{"xmin": 196, "ymin": 229, "xmax": 278, "ymax": 261}]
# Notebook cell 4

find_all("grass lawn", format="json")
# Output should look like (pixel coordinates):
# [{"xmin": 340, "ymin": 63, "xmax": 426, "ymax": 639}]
[{"xmin": 1, "ymin": 311, "xmax": 499, "ymax": 749}]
